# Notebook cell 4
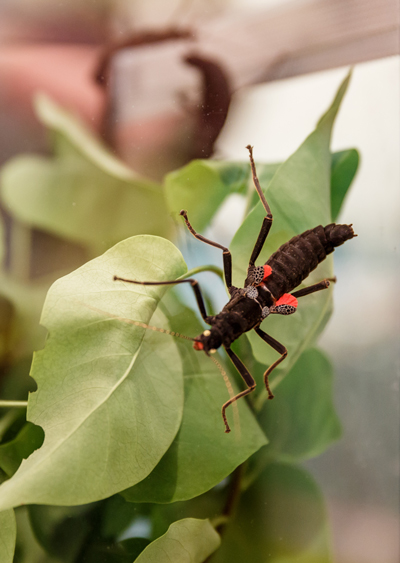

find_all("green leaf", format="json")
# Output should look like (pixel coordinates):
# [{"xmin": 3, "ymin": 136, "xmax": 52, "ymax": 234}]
[
  {"xmin": 229, "ymin": 72, "xmax": 352, "ymax": 384},
  {"xmin": 0, "ymin": 235, "xmax": 186, "ymax": 509},
  {"xmin": 0, "ymin": 509, "xmax": 16, "ymax": 563},
  {"xmin": 0, "ymin": 422, "xmax": 44, "ymax": 477},
  {"xmin": 120, "ymin": 537, "xmax": 151, "ymax": 560},
  {"xmin": 28, "ymin": 504, "xmax": 95, "ymax": 563},
  {"xmin": 0, "ymin": 94, "xmax": 171, "ymax": 253},
  {"xmin": 210, "ymin": 463, "xmax": 330, "ymax": 563},
  {"xmin": 259, "ymin": 348, "xmax": 341, "ymax": 462},
  {"xmin": 122, "ymin": 292, "xmax": 267, "ymax": 503},
  {"xmin": 135, "ymin": 518, "xmax": 220, "ymax": 563},
  {"xmin": 331, "ymin": 149, "xmax": 359, "ymax": 221},
  {"xmin": 165, "ymin": 159, "xmax": 280, "ymax": 230}
]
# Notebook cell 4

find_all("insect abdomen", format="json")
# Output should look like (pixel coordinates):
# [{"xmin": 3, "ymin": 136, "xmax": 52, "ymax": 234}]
[{"xmin": 264, "ymin": 224, "xmax": 355, "ymax": 298}]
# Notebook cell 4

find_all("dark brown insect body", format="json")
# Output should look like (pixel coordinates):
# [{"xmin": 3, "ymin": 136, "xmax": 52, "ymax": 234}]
[{"xmin": 114, "ymin": 146, "xmax": 356, "ymax": 433}]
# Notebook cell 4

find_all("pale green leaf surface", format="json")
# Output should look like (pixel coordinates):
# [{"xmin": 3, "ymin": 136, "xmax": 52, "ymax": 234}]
[
  {"xmin": 260, "ymin": 348, "xmax": 341, "ymax": 461},
  {"xmin": 0, "ymin": 94, "xmax": 170, "ymax": 252},
  {"xmin": 229, "ymin": 73, "xmax": 351, "ymax": 381},
  {"xmin": 0, "ymin": 236, "xmax": 186, "ymax": 509},
  {"xmin": 123, "ymin": 293, "xmax": 267, "ymax": 503},
  {"xmin": 0, "ymin": 509, "xmax": 16, "ymax": 563},
  {"xmin": 135, "ymin": 518, "xmax": 220, "ymax": 563}
]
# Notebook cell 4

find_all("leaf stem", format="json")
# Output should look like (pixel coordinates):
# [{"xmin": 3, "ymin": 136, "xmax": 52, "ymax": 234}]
[
  {"xmin": 0, "ymin": 400, "xmax": 28, "ymax": 408},
  {"xmin": 177, "ymin": 265, "xmax": 224, "ymax": 281}
]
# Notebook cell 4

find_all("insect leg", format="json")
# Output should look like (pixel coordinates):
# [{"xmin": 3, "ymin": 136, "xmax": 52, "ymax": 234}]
[
  {"xmin": 246, "ymin": 145, "xmax": 273, "ymax": 266},
  {"xmin": 180, "ymin": 210, "xmax": 232, "ymax": 289},
  {"xmin": 113, "ymin": 276, "xmax": 211, "ymax": 323},
  {"xmin": 291, "ymin": 277, "xmax": 336, "ymax": 299},
  {"xmin": 222, "ymin": 347, "xmax": 256, "ymax": 433},
  {"xmin": 254, "ymin": 327, "xmax": 288, "ymax": 399}
]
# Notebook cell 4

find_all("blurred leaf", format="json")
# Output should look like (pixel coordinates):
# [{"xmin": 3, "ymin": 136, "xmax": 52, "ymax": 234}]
[
  {"xmin": 0, "ymin": 213, "xmax": 4, "ymax": 265},
  {"xmin": 0, "ymin": 422, "xmax": 44, "ymax": 477},
  {"xmin": 0, "ymin": 236, "xmax": 186, "ymax": 510},
  {"xmin": 0, "ymin": 295, "xmax": 14, "ymax": 364},
  {"xmin": 259, "ymin": 348, "xmax": 341, "ymax": 462},
  {"xmin": 0, "ymin": 272, "xmax": 48, "ymax": 362},
  {"xmin": 210, "ymin": 463, "xmax": 330, "ymax": 563},
  {"xmin": 331, "ymin": 149, "xmax": 359, "ymax": 221},
  {"xmin": 122, "ymin": 292, "xmax": 267, "ymax": 504},
  {"xmin": 135, "ymin": 518, "xmax": 220, "ymax": 563},
  {"xmin": 0, "ymin": 508, "xmax": 16, "ymax": 563},
  {"xmin": 0, "ymin": 94, "xmax": 171, "ymax": 254},
  {"xmin": 165, "ymin": 159, "xmax": 280, "ymax": 231},
  {"xmin": 230, "ymin": 72, "xmax": 352, "ymax": 385},
  {"xmin": 102, "ymin": 494, "xmax": 148, "ymax": 539},
  {"xmin": 28, "ymin": 504, "xmax": 92, "ymax": 563},
  {"xmin": 14, "ymin": 506, "xmax": 60, "ymax": 563},
  {"xmin": 120, "ymin": 537, "xmax": 151, "ymax": 559}
]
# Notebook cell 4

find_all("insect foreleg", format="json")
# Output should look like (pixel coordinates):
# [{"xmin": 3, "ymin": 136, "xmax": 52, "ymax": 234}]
[
  {"xmin": 291, "ymin": 277, "xmax": 336, "ymax": 299},
  {"xmin": 180, "ymin": 210, "xmax": 232, "ymax": 290},
  {"xmin": 254, "ymin": 327, "xmax": 288, "ymax": 399},
  {"xmin": 222, "ymin": 347, "xmax": 256, "ymax": 433},
  {"xmin": 246, "ymin": 145, "xmax": 273, "ymax": 267},
  {"xmin": 113, "ymin": 276, "xmax": 211, "ymax": 323}
]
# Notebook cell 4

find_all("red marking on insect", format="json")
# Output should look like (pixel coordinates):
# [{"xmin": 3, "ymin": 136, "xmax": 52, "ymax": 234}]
[
  {"xmin": 193, "ymin": 341, "xmax": 204, "ymax": 351},
  {"xmin": 276, "ymin": 293, "xmax": 298, "ymax": 308},
  {"xmin": 263, "ymin": 265, "xmax": 272, "ymax": 280}
]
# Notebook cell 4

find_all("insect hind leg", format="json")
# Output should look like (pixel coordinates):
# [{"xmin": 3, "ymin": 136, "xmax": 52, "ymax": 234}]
[
  {"xmin": 223, "ymin": 346, "xmax": 256, "ymax": 433},
  {"xmin": 254, "ymin": 327, "xmax": 288, "ymax": 399}
]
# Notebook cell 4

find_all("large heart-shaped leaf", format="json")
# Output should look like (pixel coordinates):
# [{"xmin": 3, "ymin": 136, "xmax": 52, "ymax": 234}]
[
  {"xmin": 0, "ymin": 94, "xmax": 170, "ymax": 253},
  {"xmin": 0, "ymin": 509, "xmax": 16, "ymax": 563},
  {"xmin": 135, "ymin": 518, "xmax": 220, "ymax": 563},
  {"xmin": 122, "ymin": 291, "xmax": 267, "ymax": 503},
  {"xmin": 0, "ymin": 236, "xmax": 186, "ymax": 510},
  {"xmin": 229, "ymin": 73, "xmax": 352, "ymax": 384}
]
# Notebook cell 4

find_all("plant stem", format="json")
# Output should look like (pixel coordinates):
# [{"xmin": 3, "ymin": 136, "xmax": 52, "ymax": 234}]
[{"xmin": 0, "ymin": 400, "xmax": 28, "ymax": 408}]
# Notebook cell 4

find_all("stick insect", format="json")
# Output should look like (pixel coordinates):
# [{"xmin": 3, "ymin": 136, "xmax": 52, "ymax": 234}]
[{"xmin": 114, "ymin": 146, "xmax": 356, "ymax": 432}]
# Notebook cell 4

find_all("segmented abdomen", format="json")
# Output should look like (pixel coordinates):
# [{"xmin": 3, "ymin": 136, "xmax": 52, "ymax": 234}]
[{"xmin": 264, "ymin": 223, "xmax": 355, "ymax": 298}]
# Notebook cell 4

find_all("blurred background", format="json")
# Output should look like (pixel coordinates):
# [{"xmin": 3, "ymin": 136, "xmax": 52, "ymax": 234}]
[{"xmin": 0, "ymin": 0, "xmax": 398, "ymax": 562}]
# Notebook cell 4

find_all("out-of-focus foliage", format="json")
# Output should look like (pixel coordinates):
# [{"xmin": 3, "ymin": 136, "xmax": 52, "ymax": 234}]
[
  {"xmin": 1, "ymin": 94, "xmax": 171, "ymax": 255},
  {"xmin": 0, "ymin": 508, "xmax": 16, "ymax": 563}
]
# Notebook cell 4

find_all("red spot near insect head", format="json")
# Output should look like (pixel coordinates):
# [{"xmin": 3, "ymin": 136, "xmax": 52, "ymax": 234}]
[
  {"xmin": 263, "ymin": 265, "xmax": 272, "ymax": 279},
  {"xmin": 276, "ymin": 293, "xmax": 298, "ymax": 308},
  {"xmin": 193, "ymin": 341, "xmax": 204, "ymax": 351}
]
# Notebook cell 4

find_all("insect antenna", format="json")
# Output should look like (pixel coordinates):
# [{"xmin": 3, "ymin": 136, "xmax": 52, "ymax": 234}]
[
  {"xmin": 74, "ymin": 300, "xmax": 197, "ymax": 342},
  {"xmin": 76, "ymin": 299, "xmax": 241, "ymax": 433}
]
